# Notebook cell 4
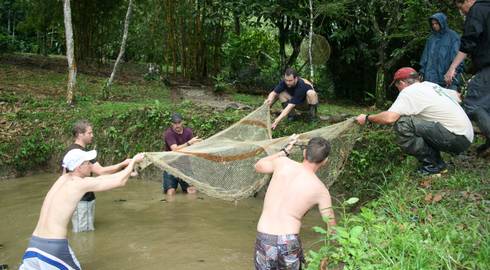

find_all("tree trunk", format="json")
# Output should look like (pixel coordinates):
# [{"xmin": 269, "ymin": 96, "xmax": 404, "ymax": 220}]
[
  {"xmin": 63, "ymin": 0, "xmax": 77, "ymax": 105},
  {"xmin": 7, "ymin": 9, "xmax": 11, "ymax": 35},
  {"xmin": 104, "ymin": 0, "xmax": 133, "ymax": 98},
  {"xmin": 308, "ymin": 0, "xmax": 314, "ymax": 80},
  {"xmin": 375, "ymin": 66, "xmax": 386, "ymax": 108},
  {"xmin": 164, "ymin": 0, "xmax": 177, "ymax": 76},
  {"xmin": 285, "ymin": 20, "xmax": 303, "ymax": 69},
  {"xmin": 234, "ymin": 13, "xmax": 240, "ymax": 35},
  {"xmin": 277, "ymin": 17, "xmax": 287, "ymax": 72},
  {"xmin": 12, "ymin": 15, "xmax": 15, "ymax": 39}
]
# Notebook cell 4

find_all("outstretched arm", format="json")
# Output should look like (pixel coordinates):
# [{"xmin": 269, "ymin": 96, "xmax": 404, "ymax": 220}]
[
  {"xmin": 264, "ymin": 91, "xmax": 278, "ymax": 106},
  {"xmin": 169, "ymin": 136, "xmax": 202, "ymax": 151},
  {"xmin": 80, "ymin": 153, "xmax": 145, "ymax": 193},
  {"xmin": 272, "ymin": 103, "xmax": 296, "ymax": 130},
  {"xmin": 356, "ymin": 111, "xmax": 400, "ymax": 126},
  {"xmin": 91, "ymin": 159, "xmax": 131, "ymax": 175},
  {"xmin": 255, "ymin": 134, "xmax": 298, "ymax": 173}
]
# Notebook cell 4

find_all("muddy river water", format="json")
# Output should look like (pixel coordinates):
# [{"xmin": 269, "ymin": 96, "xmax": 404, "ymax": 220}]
[{"xmin": 0, "ymin": 173, "xmax": 326, "ymax": 269}]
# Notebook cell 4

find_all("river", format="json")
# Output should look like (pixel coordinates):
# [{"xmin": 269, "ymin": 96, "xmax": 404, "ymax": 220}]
[{"xmin": 0, "ymin": 173, "xmax": 326, "ymax": 269}]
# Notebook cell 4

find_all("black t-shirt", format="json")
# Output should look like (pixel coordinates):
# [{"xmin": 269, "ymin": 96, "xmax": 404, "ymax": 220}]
[
  {"xmin": 460, "ymin": 0, "xmax": 490, "ymax": 71},
  {"xmin": 273, "ymin": 78, "xmax": 313, "ymax": 105},
  {"xmin": 62, "ymin": 143, "xmax": 96, "ymax": 202}
]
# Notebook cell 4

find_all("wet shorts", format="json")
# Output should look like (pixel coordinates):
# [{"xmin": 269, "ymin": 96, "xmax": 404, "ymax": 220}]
[
  {"xmin": 254, "ymin": 232, "xmax": 304, "ymax": 270},
  {"xmin": 19, "ymin": 236, "xmax": 81, "ymax": 270},
  {"xmin": 163, "ymin": 171, "xmax": 190, "ymax": 193}
]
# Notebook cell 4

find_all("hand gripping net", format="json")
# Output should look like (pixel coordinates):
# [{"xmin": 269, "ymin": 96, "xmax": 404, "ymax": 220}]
[{"xmin": 139, "ymin": 105, "xmax": 360, "ymax": 201}]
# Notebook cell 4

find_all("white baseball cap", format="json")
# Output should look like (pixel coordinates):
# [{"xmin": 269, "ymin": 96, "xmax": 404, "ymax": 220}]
[{"xmin": 62, "ymin": 149, "xmax": 97, "ymax": 171}]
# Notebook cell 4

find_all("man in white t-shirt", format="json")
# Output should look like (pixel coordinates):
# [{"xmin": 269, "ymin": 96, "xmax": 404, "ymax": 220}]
[{"xmin": 356, "ymin": 67, "xmax": 474, "ymax": 175}]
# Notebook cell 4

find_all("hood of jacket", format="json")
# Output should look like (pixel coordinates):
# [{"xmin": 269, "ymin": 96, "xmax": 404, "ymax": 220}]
[{"xmin": 429, "ymin": 12, "xmax": 448, "ymax": 34}]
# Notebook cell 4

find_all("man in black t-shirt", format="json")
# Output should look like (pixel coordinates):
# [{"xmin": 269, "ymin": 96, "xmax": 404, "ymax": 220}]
[
  {"xmin": 264, "ymin": 68, "xmax": 319, "ymax": 129},
  {"xmin": 445, "ymin": 0, "xmax": 490, "ymax": 157},
  {"xmin": 61, "ymin": 120, "xmax": 130, "ymax": 232}
]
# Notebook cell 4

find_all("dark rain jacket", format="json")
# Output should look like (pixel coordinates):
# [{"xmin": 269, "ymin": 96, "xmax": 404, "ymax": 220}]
[
  {"xmin": 420, "ymin": 12, "xmax": 463, "ymax": 88},
  {"xmin": 460, "ymin": 0, "xmax": 490, "ymax": 72}
]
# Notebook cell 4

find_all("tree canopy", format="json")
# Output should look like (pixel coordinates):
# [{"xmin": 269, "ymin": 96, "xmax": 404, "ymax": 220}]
[{"xmin": 0, "ymin": 0, "xmax": 464, "ymax": 104}]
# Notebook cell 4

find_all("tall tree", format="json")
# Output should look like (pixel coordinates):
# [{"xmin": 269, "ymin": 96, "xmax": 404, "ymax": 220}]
[
  {"xmin": 244, "ymin": 0, "xmax": 309, "ymax": 72},
  {"xmin": 308, "ymin": 0, "xmax": 314, "ymax": 80},
  {"xmin": 63, "ymin": 0, "xmax": 76, "ymax": 105},
  {"xmin": 317, "ymin": 0, "xmax": 460, "ymax": 104},
  {"xmin": 104, "ymin": 0, "xmax": 133, "ymax": 98}
]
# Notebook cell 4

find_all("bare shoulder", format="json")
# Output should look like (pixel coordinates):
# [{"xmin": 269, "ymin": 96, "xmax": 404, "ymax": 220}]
[
  {"xmin": 308, "ymin": 175, "xmax": 329, "ymax": 194},
  {"xmin": 273, "ymin": 156, "xmax": 297, "ymax": 167}
]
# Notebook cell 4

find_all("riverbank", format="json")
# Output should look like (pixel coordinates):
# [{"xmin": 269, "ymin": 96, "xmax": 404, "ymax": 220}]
[
  {"xmin": 1, "ymin": 54, "xmax": 488, "ymax": 269},
  {"xmin": 0, "ymin": 54, "xmax": 361, "ymax": 179}
]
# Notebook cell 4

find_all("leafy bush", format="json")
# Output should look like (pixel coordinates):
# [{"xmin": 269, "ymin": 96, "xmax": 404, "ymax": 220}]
[
  {"xmin": 306, "ymin": 169, "xmax": 490, "ymax": 269},
  {"xmin": 13, "ymin": 131, "xmax": 56, "ymax": 173},
  {"xmin": 222, "ymin": 27, "xmax": 280, "ymax": 89},
  {"xmin": 212, "ymin": 73, "xmax": 230, "ymax": 94},
  {"xmin": 332, "ymin": 126, "xmax": 404, "ymax": 201},
  {"xmin": 0, "ymin": 32, "xmax": 15, "ymax": 54}
]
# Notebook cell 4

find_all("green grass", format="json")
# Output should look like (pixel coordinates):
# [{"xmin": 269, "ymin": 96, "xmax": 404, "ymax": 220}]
[
  {"xmin": 1, "ymin": 55, "xmax": 489, "ymax": 269},
  {"xmin": 307, "ymin": 158, "xmax": 490, "ymax": 270}
]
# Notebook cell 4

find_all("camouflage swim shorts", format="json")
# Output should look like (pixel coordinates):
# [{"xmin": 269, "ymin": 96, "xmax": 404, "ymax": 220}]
[{"xmin": 254, "ymin": 232, "xmax": 304, "ymax": 270}]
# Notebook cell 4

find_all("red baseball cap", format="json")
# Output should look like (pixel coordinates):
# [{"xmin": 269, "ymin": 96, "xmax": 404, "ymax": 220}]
[{"xmin": 390, "ymin": 67, "xmax": 419, "ymax": 86}]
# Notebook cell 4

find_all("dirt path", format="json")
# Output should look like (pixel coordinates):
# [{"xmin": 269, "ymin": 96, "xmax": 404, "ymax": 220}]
[{"xmin": 169, "ymin": 82, "xmax": 253, "ymax": 111}]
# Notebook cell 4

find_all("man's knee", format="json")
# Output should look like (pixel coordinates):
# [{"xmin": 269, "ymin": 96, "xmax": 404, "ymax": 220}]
[
  {"xmin": 393, "ymin": 116, "xmax": 414, "ymax": 136},
  {"xmin": 278, "ymin": 92, "xmax": 291, "ymax": 103},
  {"xmin": 306, "ymin": 90, "xmax": 318, "ymax": 104}
]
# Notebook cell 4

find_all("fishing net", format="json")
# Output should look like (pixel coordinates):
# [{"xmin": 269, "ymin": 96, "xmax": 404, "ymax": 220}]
[
  {"xmin": 139, "ymin": 105, "xmax": 360, "ymax": 201},
  {"xmin": 300, "ymin": 34, "xmax": 331, "ymax": 65}
]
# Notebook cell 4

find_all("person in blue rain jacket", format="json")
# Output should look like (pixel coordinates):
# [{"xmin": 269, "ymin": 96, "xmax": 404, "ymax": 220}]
[{"xmin": 419, "ymin": 12, "xmax": 463, "ymax": 90}]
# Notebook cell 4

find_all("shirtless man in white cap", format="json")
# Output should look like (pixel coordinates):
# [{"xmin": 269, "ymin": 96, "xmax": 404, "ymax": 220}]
[{"xmin": 19, "ymin": 149, "xmax": 144, "ymax": 270}]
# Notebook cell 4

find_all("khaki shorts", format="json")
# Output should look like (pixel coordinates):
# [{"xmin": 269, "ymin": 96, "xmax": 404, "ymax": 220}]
[
  {"xmin": 71, "ymin": 199, "xmax": 95, "ymax": 233},
  {"xmin": 278, "ymin": 91, "xmax": 311, "ymax": 111}
]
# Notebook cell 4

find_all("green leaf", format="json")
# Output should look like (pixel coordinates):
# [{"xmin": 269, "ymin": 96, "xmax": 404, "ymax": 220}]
[
  {"xmin": 345, "ymin": 197, "xmax": 359, "ymax": 205},
  {"xmin": 312, "ymin": 226, "xmax": 328, "ymax": 235},
  {"xmin": 350, "ymin": 226, "xmax": 364, "ymax": 238}
]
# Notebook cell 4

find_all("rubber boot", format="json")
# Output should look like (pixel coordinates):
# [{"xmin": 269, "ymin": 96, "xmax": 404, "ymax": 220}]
[
  {"xmin": 309, "ymin": 104, "xmax": 318, "ymax": 121},
  {"xmin": 416, "ymin": 150, "xmax": 447, "ymax": 175},
  {"xmin": 476, "ymin": 140, "xmax": 490, "ymax": 157}
]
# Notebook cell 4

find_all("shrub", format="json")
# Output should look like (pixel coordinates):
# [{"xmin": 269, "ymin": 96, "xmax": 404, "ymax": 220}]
[{"xmin": 14, "ymin": 131, "xmax": 56, "ymax": 173}]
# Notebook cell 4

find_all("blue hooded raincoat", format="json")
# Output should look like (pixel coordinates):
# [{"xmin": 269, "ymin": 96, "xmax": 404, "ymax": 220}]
[{"xmin": 419, "ymin": 12, "xmax": 464, "ymax": 90}]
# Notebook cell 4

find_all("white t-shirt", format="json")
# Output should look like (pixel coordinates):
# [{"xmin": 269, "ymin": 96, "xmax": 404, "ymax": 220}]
[{"xmin": 388, "ymin": 82, "xmax": 474, "ymax": 142}]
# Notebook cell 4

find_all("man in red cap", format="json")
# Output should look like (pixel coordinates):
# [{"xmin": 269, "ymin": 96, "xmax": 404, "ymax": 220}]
[{"xmin": 356, "ymin": 67, "xmax": 474, "ymax": 175}]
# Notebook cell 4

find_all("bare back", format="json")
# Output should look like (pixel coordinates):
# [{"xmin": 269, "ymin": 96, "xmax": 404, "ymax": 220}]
[
  {"xmin": 257, "ymin": 157, "xmax": 332, "ymax": 235},
  {"xmin": 33, "ymin": 174, "xmax": 90, "ymax": 239}
]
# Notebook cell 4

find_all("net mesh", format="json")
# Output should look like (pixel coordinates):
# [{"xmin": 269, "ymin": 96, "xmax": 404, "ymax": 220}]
[
  {"xmin": 139, "ymin": 105, "xmax": 360, "ymax": 201},
  {"xmin": 300, "ymin": 34, "xmax": 331, "ymax": 65}
]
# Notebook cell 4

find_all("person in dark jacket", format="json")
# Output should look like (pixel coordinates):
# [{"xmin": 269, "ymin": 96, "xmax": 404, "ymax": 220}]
[
  {"xmin": 445, "ymin": 0, "xmax": 490, "ymax": 157},
  {"xmin": 420, "ymin": 12, "xmax": 463, "ymax": 90}
]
